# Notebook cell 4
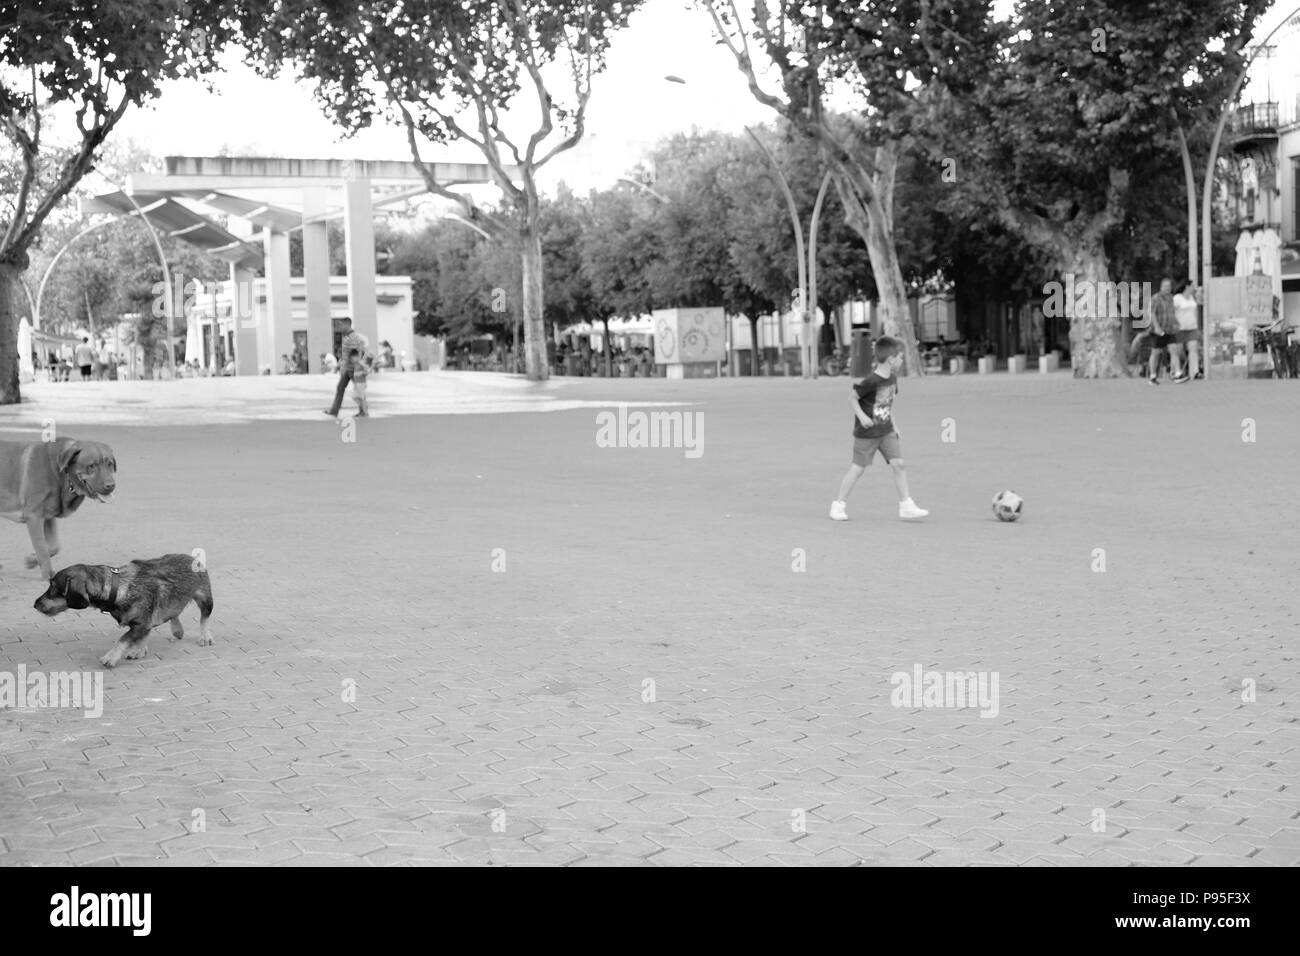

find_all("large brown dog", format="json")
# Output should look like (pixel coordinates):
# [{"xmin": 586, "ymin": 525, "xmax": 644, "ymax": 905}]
[
  {"xmin": 0, "ymin": 438, "xmax": 116, "ymax": 579},
  {"xmin": 33, "ymin": 554, "xmax": 214, "ymax": 668}
]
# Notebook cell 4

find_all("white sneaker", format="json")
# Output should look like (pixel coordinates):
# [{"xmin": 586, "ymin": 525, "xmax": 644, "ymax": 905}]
[
  {"xmin": 829, "ymin": 500, "xmax": 848, "ymax": 521},
  {"xmin": 899, "ymin": 499, "xmax": 928, "ymax": 520}
]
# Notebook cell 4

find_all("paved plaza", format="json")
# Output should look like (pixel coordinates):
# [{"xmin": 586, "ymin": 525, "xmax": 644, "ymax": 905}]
[{"xmin": 1, "ymin": 370, "xmax": 1297, "ymax": 866}]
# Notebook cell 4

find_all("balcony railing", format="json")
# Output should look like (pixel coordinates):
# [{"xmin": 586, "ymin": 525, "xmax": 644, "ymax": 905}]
[{"xmin": 1232, "ymin": 102, "xmax": 1279, "ymax": 135}]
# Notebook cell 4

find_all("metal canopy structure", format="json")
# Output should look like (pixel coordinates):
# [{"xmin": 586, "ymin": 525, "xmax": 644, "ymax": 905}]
[
  {"xmin": 79, "ymin": 191, "xmax": 264, "ymax": 271},
  {"xmin": 79, "ymin": 156, "xmax": 505, "ymax": 377}
]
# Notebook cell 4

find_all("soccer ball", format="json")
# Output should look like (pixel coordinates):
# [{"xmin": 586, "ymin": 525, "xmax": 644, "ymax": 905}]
[{"xmin": 992, "ymin": 490, "xmax": 1024, "ymax": 522}]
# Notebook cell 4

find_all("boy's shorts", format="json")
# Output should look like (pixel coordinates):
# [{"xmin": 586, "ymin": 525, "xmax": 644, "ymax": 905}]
[{"xmin": 853, "ymin": 432, "xmax": 901, "ymax": 466}]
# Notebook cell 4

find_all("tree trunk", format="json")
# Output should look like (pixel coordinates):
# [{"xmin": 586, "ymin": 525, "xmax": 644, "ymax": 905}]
[
  {"xmin": 862, "ymin": 205, "xmax": 922, "ymax": 375},
  {"xmin": 519, "ymin": 227, "xmax": 548, "ymax": 381},
  {"xmin": 833, "ymin": 156, "xmax": 923, "ymax": 377},
  {"xmin": 0, "ymin": 261, "xmax": 23, "ymax": 405},
  {"xmin": 748, "ymin": 315, "xmax": 761, "ymax": 376},
  {"xmin": 1065, "ymin": 251, "xmax": 1130, "ymax": 379},
  {"xmin": 601, "ymin": 317, "xmax": 611, "ymax": 377}
]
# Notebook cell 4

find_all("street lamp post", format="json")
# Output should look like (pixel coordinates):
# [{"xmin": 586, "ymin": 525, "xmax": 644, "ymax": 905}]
[
  {"xmin": 743, "ymin": 127, "xmax": 833, "ymax": 380},
  {"xmin": 1199, "ymin": 7, "xmax": 1300, "ymax": 382},
  {"xmin": 93, "ymin": 172, "xmax": 181, "ymax": 379},
  {"xmin": 114, "ymin": 188, "xmax": 176, "ymax": 379},
  {"xmin": 807, "ymin": 171, "xmax": 832, "ymax": 378},
  {"xmin": 443, "ymin": 213, "xmax": 493, "ymax": 241},
  {"xmin": 743, "ymin": 125, "xmax": 804, "ymax": 377},
  {"xmin": 30, "ymin": 217, "xmax": 120, "ymax": 331},
  {"xmin": 616, "ymin": 176, "xmax": 671, "ymax": 204}
]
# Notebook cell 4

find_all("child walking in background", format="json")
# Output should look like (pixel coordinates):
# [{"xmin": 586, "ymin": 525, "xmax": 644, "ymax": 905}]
[
  {"xmin": 830, "ymin": 336, "xmax": 928, "ymax": 522},
  {"xmin": 348, "ymin": 348, "xmax": 371, "ymax": 417}
]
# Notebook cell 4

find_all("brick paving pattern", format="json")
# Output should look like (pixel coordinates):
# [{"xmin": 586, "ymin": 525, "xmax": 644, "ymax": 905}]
[{"xmin": 1, "ymin": 372, "xmax": 1297, "ymax": 866}]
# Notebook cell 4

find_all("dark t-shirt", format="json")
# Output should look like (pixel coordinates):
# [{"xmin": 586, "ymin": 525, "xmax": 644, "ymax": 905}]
[{"xmin": 852, "ymin": 372, "xmax": 898, "ymax": 438}]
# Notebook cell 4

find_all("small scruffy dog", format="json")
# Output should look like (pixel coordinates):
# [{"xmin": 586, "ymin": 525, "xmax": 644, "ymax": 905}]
[{"xmin": 34, "ymin": 554, "xmax": 215, "ymax": 668}]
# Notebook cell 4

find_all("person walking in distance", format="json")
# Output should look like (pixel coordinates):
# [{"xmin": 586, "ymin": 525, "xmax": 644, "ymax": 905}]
[
  {"xmin": 1173, "ymin": 280, "xmax": 1202, "ymax": 380},
  {"xmin": 323, "ymin": 318, "xmax": 366, "ymax": 417},
  {"xmin": 1146, "ymin": 277, "xmax": 1187, "ymax": 385},
  {"xmin": 74, "ymin": 336, "xmax": 94, "ymax": 382}
]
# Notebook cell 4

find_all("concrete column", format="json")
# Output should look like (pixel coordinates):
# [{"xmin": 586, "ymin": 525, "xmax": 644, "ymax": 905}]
[
  {"xmin": 301, "ymin": 187, "xmax": 333, "ymax": 372},
  {"xmin": 264, "ymin": 229, "xmax": 293, "ymax": 373},
  {"xmin": 227, "ymin": 216, "xmax": 262, "ymax": 376},
  {"xmin": 229, "ymin": 264, "xmax": 259, "ymax": 376},
  {"xmin": 343, "ymin": 177, "xmax": 378, "ymax": 348}
]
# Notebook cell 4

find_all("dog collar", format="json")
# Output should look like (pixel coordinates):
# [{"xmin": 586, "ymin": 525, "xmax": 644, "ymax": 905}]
[
  {"xmin": 68, "ymin": 472, "xmax": 96, "ymax": 500},
  {"xmin": 105, "ymin": 567, "xmax": 121, "ymax": 608}
]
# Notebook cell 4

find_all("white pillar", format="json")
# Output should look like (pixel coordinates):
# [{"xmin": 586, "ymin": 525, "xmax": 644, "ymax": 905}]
[
  {"xmin": 227, "ymin": 217, "xmax": 262, "ymax": 376},
  {"xmin": 302, "ymin": 187, "xmax": 333, "ymax": 372},
  {"xmin": 229, "ymin": 264, "xmax": 259, "ymax": 376},
  {"xmin": 264, "ymin": 229, "xmax": 293, "ymax": 373},
  {"xmin": 343, "ymin": 178, "xmax": 378, "ymax": 348}
]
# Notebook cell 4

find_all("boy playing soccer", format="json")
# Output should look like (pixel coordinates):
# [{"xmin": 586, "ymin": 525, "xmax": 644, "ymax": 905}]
[{"xmin": 829, "ymin": 336, "xmax": 928, "ymax": 522}]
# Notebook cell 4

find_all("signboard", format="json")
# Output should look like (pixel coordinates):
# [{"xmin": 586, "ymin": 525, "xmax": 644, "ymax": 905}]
[
  {"xmin": 653, "ymin": 307, "xmax": 726, "ymax": 364},
  {"xmin": 1207, "ymin": 275, "xmax": 1274, "ymax": 321}
]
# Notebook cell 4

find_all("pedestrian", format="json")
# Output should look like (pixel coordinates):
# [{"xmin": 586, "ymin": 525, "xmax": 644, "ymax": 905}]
[
  {"xmin": 1145, "ymin": 277, "xmax": 1186, "ymax": 385},
  {"xmin": 323, "ymin": 317, "xmax": 366, "ymax": 417},
  {"xmin": 829, "ymin": 336, "xmax": 929, "ymax": 522},
  {"xmin": 380, "ymin": 340, "xmax": 395, "ymax": 369},
  {"xmin": 74, "ymin": 336, "xmax": 94, "ymax": 381},
  {"xmin": 346, "ymin": 347, "xmax": 371, "ymax": 417},
  {"xmin": 281, "ymin": 353, "xmax": 295, "ymax": 375},
  {"xmin": 1173, "ymin": 280, "xmax": 1202, "ymax": 380}
]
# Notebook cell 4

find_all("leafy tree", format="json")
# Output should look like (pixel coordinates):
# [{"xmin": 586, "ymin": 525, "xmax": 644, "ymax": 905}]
[
  {"xmin": 0, "ymin": 0, "xmax": 233, "ymax": 403},
  {"xmin": 386, "ymin": 225, "xmax": 442, "ymax": 337},
  {"xmin": 702, "ymin": 0, "xmax": 1003, "ymax": 376},
  {"xmin": 540, "ymin": 184, "xmax": 598, "ymax": 332},
  {"xmin": 239, "ymin": 0, "xmax": 640, "ymax": 381},
  {"xmin": 582, "ymin": 186, "xmax": 660, "ymax": 320},
  {"xmin": 937, "ymin": 0, "xmax": 1271, "ymax": 376},
  {"xmin": 120, "ymin": 263, "xmax": 188, "ymax": 378}
]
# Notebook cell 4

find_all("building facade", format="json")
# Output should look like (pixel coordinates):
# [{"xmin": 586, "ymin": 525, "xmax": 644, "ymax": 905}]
[{"xmin": 189, "ymin": 276, "xmax": 415, "ymax": 374}]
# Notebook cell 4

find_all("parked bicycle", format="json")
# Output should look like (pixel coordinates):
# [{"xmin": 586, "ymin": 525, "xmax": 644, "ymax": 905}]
[{"xmin": 1252, "ymin": 320, "xmax": 1299, "ymax": 379}]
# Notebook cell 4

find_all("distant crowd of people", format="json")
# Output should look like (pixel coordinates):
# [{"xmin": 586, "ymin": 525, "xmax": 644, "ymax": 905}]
[
  {"xmin": 39, "ymin": 336, "xmax": 123, "ymax": 382},
  {"xmin": 554, "ymin": 341, "xmax": 656, "ymax": 377}
]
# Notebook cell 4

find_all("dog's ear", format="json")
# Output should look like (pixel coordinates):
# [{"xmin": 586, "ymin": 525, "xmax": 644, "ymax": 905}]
[
  {"xmin": 56, "ymin": 570, "xmax": 90, "ymax": 609},
  {"xmin": 55, "ymin": 439, "xmax": 81, "ymax": 475}
]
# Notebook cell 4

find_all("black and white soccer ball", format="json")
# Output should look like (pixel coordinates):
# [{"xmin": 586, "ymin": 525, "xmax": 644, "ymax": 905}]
[{"xmin": 992, "ymin": 490, "xmax": 1024, "ymax": 522}]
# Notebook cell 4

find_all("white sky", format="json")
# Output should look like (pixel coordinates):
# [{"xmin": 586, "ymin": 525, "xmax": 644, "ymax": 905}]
[
  {"xmin": 81, "ymin": 0, "xmax": 1300, "ymax": 206},
  {"xmin": 112, "ymin": 0, "xmax": 774, "ymax": 196}
]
